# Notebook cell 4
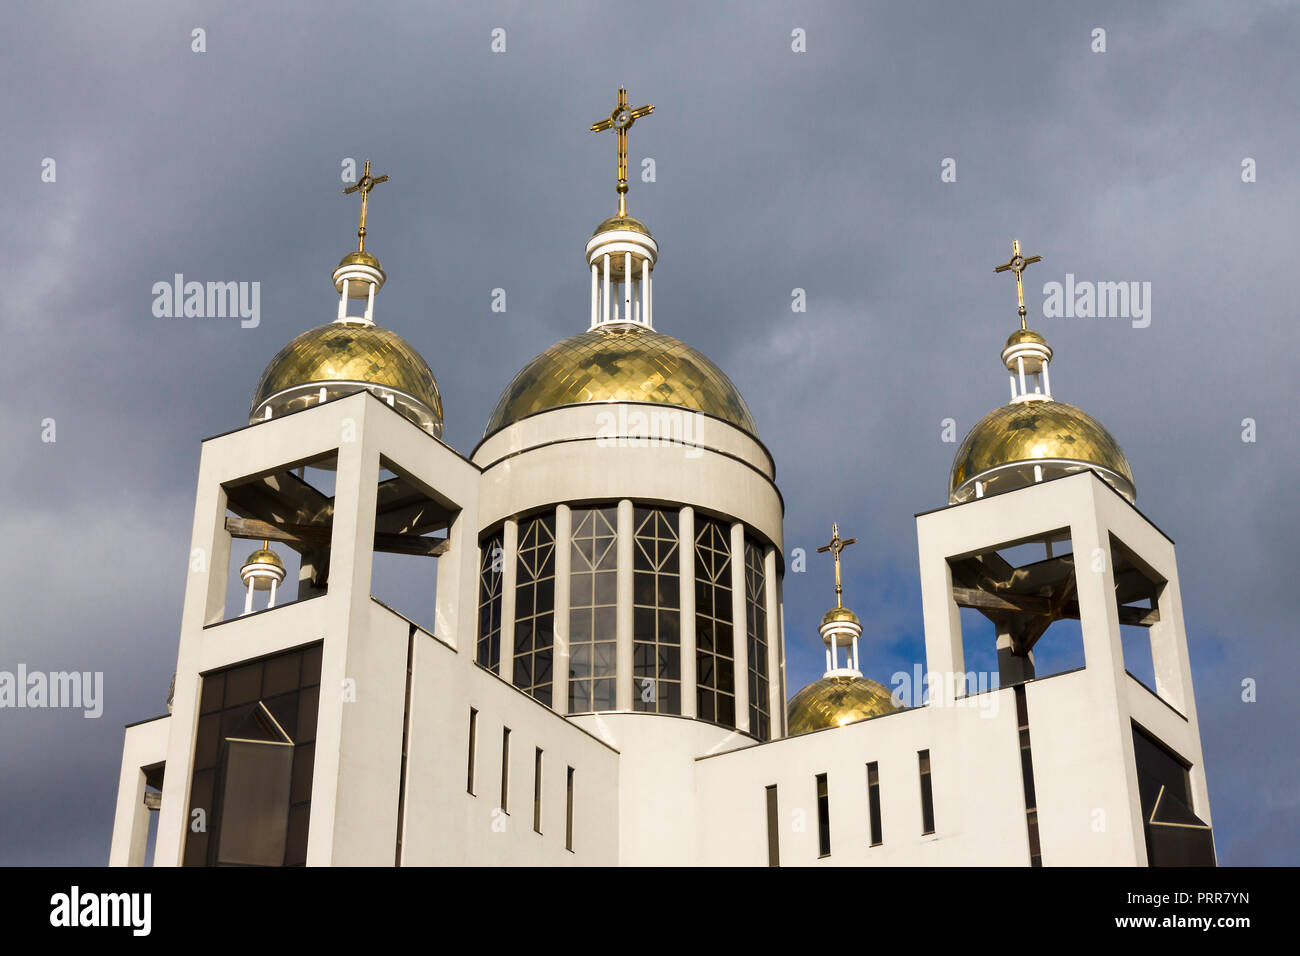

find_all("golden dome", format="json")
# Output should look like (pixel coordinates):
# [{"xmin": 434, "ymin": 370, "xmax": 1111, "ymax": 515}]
[
  {"xmin": 241, "ymin": 548, "xmax": 284, "ymax": 570},
  {"xmin": 592, "ymin": 214, "xmax": 651, "ymax": 237},
  {"xmin": 787, "ymin": 675, "xmax": 901, "ymax": 735},
  {"xmin": 337, "ymin": 249, "xmax": 382, "ymax": 270},
  {"xmin": 950, "ymin": 399, "xmax": 1135, "ymax": 503},
  {"xmin": 484, "ymin": 325, "xmax": 757, "ymax": 436},
  {"xmin": 240, "ymin": 548, "xmax": 285, "ymax": 590},
  {"xmin": 250, "ymin": 321, "xmax": 443, "ymax": 437},
  {"xmin": 1005, "ymin": 327, "xmax": 1048, "ymax": 349},
  {"xmin": 821, "ymin": 606, "xmax": 860, "ymax": 627}
]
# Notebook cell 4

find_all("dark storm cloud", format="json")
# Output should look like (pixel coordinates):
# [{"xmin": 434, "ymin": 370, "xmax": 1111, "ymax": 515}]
[{"xmin": 1, "ymin": 0, "xmax": 1294, "ymax": 863}]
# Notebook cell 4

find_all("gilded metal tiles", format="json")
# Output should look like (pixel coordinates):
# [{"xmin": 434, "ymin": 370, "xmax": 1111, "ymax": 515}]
[
  {"xmin": 786, "ymin": 676, "xmax": 901, "ymax": 736},
  {"xmin": 484, "ymin": 326, "xmax": 757, "ymax": 436}
]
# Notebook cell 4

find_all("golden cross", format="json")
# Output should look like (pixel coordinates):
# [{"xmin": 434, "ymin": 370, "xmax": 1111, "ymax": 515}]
[
  {"xmin": 993, "ymin": 239, "xmax": 1043, "ymax": 329},
  {"xmin": 590, "ymin": 88, "xmax": 654, "ymax": 217},
  {"xmin": 343, "ymin": 160, "xmax": 390, "ymax": 252},
  {"xmin": 816, "ymin": 522, "xmax": 858, "ymax": 608}
]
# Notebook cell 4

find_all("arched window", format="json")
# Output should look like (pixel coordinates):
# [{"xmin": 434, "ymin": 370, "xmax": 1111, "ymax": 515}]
[
  {"xmin": 694, "ymin": 516, "xmax": 735, "ymax": 727},
  {"xmin": 569, "ymin": 506, "xmax": 618, "ymax": 712},
  {"xmin": 745, "ymin": 536, "xmax": 770, "ymax": 740},
  {"xmin": 632, "ymin": 506, "xmax": 681, "ymax": 714},
  {"xmin": 476, "ymin": 529, "xmax": 504, "ymax": 671},
  {"xmin": 513, "ymin": 513, "xmax": 556, "ymax": 705}
]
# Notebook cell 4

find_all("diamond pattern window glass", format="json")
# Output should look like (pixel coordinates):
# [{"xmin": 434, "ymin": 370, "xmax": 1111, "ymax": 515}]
[
  {"xmin": 513, "ymin": 513, "xmax": 556, "ymax": 706},
  {"xmin": 632, "ymin": 506, "xmax": 681, "ymax": 714},
  {"xmin": 744, "ymin": 536, "xmax": 770, "ymax": 740},
  {"xmin": 477, "ymin": 529, "xmax": 504, "ymax": 670},
  {"xmin": 568, "ymin": 506, "xmax": 619, "ymax": 713},
  {"xmin": 694, "ymin": 516, "xmax": 735, "ymax": 727}
]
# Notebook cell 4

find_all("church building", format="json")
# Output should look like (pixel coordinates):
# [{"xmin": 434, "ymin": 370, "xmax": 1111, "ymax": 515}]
[{"xmin": 110, "ymin": 91, "xmax": 1215, "ymax": 867}]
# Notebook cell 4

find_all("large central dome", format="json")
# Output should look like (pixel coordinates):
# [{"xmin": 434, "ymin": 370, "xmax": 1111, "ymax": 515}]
[{"xmin": 484, "ymin": 325, "xmax": 757, "ymax": 436}]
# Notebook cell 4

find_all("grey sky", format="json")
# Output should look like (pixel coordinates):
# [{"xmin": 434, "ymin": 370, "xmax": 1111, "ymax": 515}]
[{"xmin": 1, "ymin": 0, "xmax": 1295, "ymax": 864}]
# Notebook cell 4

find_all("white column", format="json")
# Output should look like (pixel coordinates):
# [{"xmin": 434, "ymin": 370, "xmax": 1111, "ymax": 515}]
[
  {"xmin": 500, "ymin": 519, "xmax": 519, "ymax": 681},
  {"xmin": 268, "ymin": 577, "xmax": 278, "ymax": 608},
  {"xmin": 1017, "ymin": 356, "xmax": 1027, "ymax": 396},
  {"xmin": 602, "ymin": 255, "xmax": 611, "ymax": 325},
  {"xmin": 764, "ymin": 546, "xmax": 782, "ymax": 738},
  {"xmin": 1009, "ymin": 374, "xmax": 1017, "ymax": 401},
  {"xmin": 730, "ymin": 521, "xmax": 749, "ymax": 733},
  {"xmin": 554, "ymin": 505, "xmax": 572, "ymax": 715},
  {"xmin": 624, "ymin": 253, "xmax": 632, "ymax": 321},
  {"xmin": 244, "ymin": 582, "xmax": 254, "ymax": 615},
  {"xmin": 679, "ymin": 506, "xmax": 697, "ymax": 718},
  {"xmin": 615, "ymin": 500, "xmax": 634, "ymax": 711},
  {"xmin": 338, "ymin": 281, "xmax": 349, "ymax": 320},
  {"xmin": 590, "ymin": 263, "xmax": 598, "ymax": 327},
  {"xmin": 365, "ymin": 281, "xmax": 376, "ymax": 322},
  {"xmin": 645, "ymin": 265, "xmax": 652, "ymax": 328},
  {"xmin": 1042, "ymin": 362, "xmax": 1051, "ymax": 397},
  {"xmin": 640, "ymin": 258, "xmax": 649, "ymax": 327}
]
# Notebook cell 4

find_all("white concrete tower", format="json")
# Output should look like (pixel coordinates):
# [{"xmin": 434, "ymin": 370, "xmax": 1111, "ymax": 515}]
[{"xmin": 915, "ymin": 239, "xmax": 1215, "ymax": 865}]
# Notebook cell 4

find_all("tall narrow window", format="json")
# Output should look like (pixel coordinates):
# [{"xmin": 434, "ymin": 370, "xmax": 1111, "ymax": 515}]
[
  {"xmin": 918, "ymin": 750, "xmax": 935, "ymax": 835},
  {"xmin": 500, "ymin": 727, "xmax": 511, "ymax": 813},
  {"xmin": 765, "ymin": 785, "xmax": 780, "ymax": 867},
  {"xmin": 866, "ymin": 762, "xmax": 882, "ymax": 846},
  {"xmin": 477, "ymin": 531, "xmax": 504, "ymax": 670},
  {"xmin": 815, "ymin": 773, "xmax": 831, "ymax": 857},
  {"xmin": 744, "ymin": 537, "xmax": 769, "ymax": 740},
  {"xmin": 569, "ymin": 506, "xmax": 618, "ymax": 713},
  {"xmin": 565, "ymin": 766, "xmax": 575, "ymax": 852},
  {"xmin": 1016, "ymin": 687, "xmax": 1042, "ymax": 866},
  {"xmin": 513, "ymin": 513, "xmax": 556, "ymax": 706},
  {"xmin": 632, "ymin": 506, "xmax": 681, "ymax": 714},
  {"xmin": 695, "ymin": 517, "xmax": 735, "ymax": 727},
  {"xmin": 533, "ymin": 748, "xmax": 544, "ymax": 834},
  {"xmin": 466, "ymin": 708, "xmax": 478, "ymax": 795}
]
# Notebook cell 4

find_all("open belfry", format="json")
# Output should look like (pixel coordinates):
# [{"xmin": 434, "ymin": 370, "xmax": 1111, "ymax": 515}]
[{"xmin": 110, "ymin": 91, "xmax": 1214, "ymax": 867}]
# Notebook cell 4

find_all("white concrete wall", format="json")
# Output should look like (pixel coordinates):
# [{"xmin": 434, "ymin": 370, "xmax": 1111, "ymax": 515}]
[{"xmin": 696, "ymin": 697, "xmax": 1029, "ymax": 866}]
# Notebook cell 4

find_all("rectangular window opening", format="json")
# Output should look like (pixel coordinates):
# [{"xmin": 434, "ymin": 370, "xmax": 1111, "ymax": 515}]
[
  {"xmin": 765, "ymin": 784, "xmax": 780, "ymax": 867},
  {"xmin": 533, "ymin": 747, "xmax": 544, "ymax": 834},
  {"xmin": 466, "ymin": 708, "xmax": 478, "ymax": 795},
  {"xmin": 500, "ymin": 727, "xmax": 511, "ymax": 813},
  {"xmin": 866, "ymin": 762, "xmax": 883, "ymax": 846},
  {"xmin": 565, "ymin": 766, "xmax": 575, "ymax": 852},
  {"xmin": 816, "ymin": 773, "xmax": 831, "ymax": 857},
  {"xmin": 918, "ymin": 750, "xmax": 935, "ymax": 836}
]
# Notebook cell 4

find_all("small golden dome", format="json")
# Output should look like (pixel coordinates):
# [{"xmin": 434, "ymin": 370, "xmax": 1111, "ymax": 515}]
[
  {"xmin": 821, "ymin": 606, "xmax": 860, "ymax": 627},
  {"xmin": 950, "ymin": 399, "xmax": 1134, "ymax": 503},
  {"xmin": 484, "ymin": 325, "xmax": 756, "ymax": 436},
  {"xmin": 592, "ymin": 214, "xmax": 651, "ymax": 237},
  {"xmin": 241, "ymin": 548, "xmax": 284, "ymax": 570},
  {"xmin": 787, "ymin": 675, "xmax": 901, "ymax": 735},
  {"xmin": 240, "ymin": 548, "xmax": 285, "ymax": 590},
  {"xmin": 250, "ymin": 321, "xmax": 443, "ymax": 437},
  {"xmin": 337, "ymin": 249, "xmax": 382, "ymax": 271},
  {"xmin": 1005, "ymin": 327, "xmax": 1048, "ymax": 349}
]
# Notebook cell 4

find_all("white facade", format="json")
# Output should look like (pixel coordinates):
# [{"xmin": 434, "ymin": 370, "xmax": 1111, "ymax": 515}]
[{"xmin": 109, "ymin": 384, "xmax": 1214, "ymax": 866}]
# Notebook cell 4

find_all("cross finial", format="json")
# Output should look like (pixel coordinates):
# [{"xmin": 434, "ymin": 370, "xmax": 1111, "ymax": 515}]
[
  {"xmin": 993, "ymin": 239, "xmax": 1043, "ymax": 329},
  {"xmin": 342, "ymin": 160, "xmax": 390, "ymax": 252},
  {"xmin": 590, "ymin": 88, "xmax": 655, "ymax": 218},
  {"xmin": 816, "ymin": 522, "xmax": 858, "ymax": 608}
]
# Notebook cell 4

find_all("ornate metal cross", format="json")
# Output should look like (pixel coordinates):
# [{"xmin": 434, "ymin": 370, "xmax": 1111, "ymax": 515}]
[
  {"xmin": 590, "ymin": 88, "xmax": 654, "ymax": 217},
  {"xmin": 817, "ymin": 523, "xmax": 858, "ymax": 608},
  {"xmin": 993, "ymin": 239, "xmax": 1043, "ymax": 328},
  {"xmin": 343, "ymin": 160, "xmax": 390, "ymax": 251}
]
